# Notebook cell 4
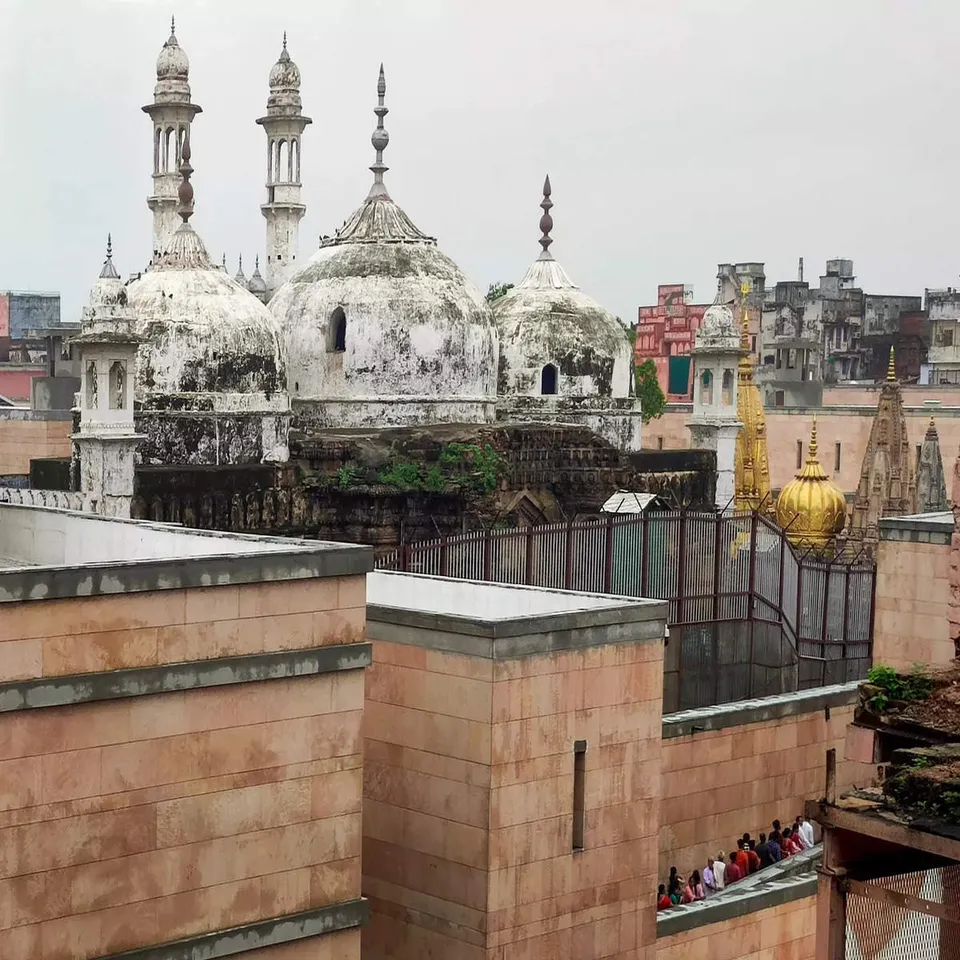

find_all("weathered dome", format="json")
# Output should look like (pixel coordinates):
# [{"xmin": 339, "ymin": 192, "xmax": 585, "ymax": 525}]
[
  {"xmin": 269, "ymin": 66, "xmax": 497, "ymax": 427},
  {"xmin": 775, "ymin": 420, "xmax": 847, "ymax": 550},
  {"xmin": 494, "ymin": 176, "xmax": 630, "ymax": 398},
  {"xmin": 697, "ymin": 302, "xmax": 739, "ymax": 344},
  {"xmin": 151, "ymin": 18, "xmax": 193, "ymax": 105},
  {"xmin": 270, "ymin": 37, "xmax": 301, "ymax": 90}
]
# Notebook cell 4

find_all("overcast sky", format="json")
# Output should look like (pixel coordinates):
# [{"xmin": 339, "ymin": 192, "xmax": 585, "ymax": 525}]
[{"xmin": 1, "ymin": 0, "xmax": 958, "ymax": 326}]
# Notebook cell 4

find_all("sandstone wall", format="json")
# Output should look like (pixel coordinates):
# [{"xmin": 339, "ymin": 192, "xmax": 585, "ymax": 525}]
[
  {"xmin": 0, "ymin": 576, "xmax": 368, "ymax": 960},
  {"xmin": 362, "ymin": 636, "xmax": 664, "ymax": 960},
  {"xmin": 656, "ymin": 894, "xmax": 815, "ymax": 960},
  {"xmin": 659, "ymin": 690, "xmax": 871, "ymax": 878},
  {"xmin": 0, "ymin": 413, "xmax": 71, "ymax": 477}
]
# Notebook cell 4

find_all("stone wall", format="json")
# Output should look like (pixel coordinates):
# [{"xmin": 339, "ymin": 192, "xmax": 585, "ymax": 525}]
[
  {"xmin": 0, "ymin": 575, "xmax": 370, "ymax": 960},
  {"xmin": 659, "ymin": 684, "xmax": 871, "ymax": 877},
  {"xmin": 0, "ymin": 410, "xmax": 72, "ymax": 478},
  {"xmin": 874, "ymin": 517, "xmax": 954, "ymax": 669},
  {"xmin": 362, "ymin": 627, "xmax": 665, "ymax": 960},
  {"xmin": 656, "ymin": 892, "xmax": 815, "ymax": 960}
]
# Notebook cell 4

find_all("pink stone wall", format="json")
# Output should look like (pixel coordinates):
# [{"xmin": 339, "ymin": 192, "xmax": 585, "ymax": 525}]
[
  {"xmin": 643, "ymin": 405, "xmax": 960, "ymax": 496},
  {"xmin": 0, "ymin": 416, "xmax": 72, "ymax": 476},
  {"xmin": 656, "ymin": 894, "xmax": 816, "ymax": 960},
  {"xmin": 362, "ymin": 638, "xmax": 665, "ymax": 960},
  {"xmin": 0, "ymin": 577, "xmax": 367, "ymax": 960},
  {"xmin": 659, "ymin": 705, "xmax": 871, "ymax": 878},
  {"xmin": 874, "ymin": 538, "xmax": 953, "ymax": 670}
]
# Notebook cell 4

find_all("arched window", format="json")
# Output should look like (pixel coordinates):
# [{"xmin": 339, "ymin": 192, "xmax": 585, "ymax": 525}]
[
  {"xmin": 163, "ymin": 127, "xmax": 175, "ymax": 172},
  {"xmin": 327, "ymin": 308, "xmax": 347, "ymax": 353},
  {"xmin": 700, "ymin": 369, "xmax": 713, "ymax": 406},
  {"xmin": 85, "ymin": 361, "xmax": 98, "ymax": 410},
  {"xmin": 154, "ymin": 127, "xmax": 162, "ymax": 174},
  {"xmin": 541, "ymin": 364, "xmax": 558, "ymax": 395},
  {"xmin": 292, "ymin": 138, "xmax": 300, "ymax": 182},
  {"xmin": 721, "ymin": 368, "xmax": 734, "ymax": 405},
  {"xmin": 109, "ymin": 361, "xmax": 126, "ymax": 411},
  {"xmin": 277, "ymin": 139, "xmax": 289, "ymax": 183}
]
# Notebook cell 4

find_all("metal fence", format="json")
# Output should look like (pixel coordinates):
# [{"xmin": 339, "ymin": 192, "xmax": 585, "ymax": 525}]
[{"xmin": 376, "ymin": 510, "xmax": 876, "ymax": 711}]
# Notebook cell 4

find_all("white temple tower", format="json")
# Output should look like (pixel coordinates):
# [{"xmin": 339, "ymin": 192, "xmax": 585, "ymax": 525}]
[
  {"xmin": 73, "ymin": 238, "xmax": 145, "ymax": 518},
  {"xmin": 688, "ymin": 296, "xmax": 743, "ymax": 509},
  {"xmin": 257, "ymin": 35, "xmax": 311, "ymax": 299},
  {"xmin": 142, "ymin": 18, "xmax": 202, "ymax": 258}
]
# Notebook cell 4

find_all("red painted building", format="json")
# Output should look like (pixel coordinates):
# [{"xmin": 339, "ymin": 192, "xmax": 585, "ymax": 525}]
[{"xmin": 635, "ymin": 284, "xmax": 710, "ymax": 399}]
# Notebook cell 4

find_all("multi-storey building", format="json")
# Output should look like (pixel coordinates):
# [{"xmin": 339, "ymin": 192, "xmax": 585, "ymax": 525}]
[{"xmin": 925, "ymin": 287, "xmax": 960, "ymax": 384}]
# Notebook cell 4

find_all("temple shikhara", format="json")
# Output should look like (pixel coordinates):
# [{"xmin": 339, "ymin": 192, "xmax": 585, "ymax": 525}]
[{"xmin": 0, "ymin": 14, "xmax": 957, "ymax": 960}]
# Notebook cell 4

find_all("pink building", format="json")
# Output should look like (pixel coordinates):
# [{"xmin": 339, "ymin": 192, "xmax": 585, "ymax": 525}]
[{"xmin": 635, "ymin": 284, "xmax": 710, "ymax": 400}]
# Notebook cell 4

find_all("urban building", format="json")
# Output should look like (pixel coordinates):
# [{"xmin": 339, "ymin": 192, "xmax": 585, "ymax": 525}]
[{"xmin": 925, "ymin": 287, "xmax": 960, "ymax": 384}]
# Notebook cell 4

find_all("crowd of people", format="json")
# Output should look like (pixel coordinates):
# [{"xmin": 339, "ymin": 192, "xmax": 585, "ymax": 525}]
[{"xmin": 656, "ymin": 815, "xmax": 816, "ymax": 910}]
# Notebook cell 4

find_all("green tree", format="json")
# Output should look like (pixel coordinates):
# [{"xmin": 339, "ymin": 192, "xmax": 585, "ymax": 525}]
[
  {"xmin": 635, "ymin": 358, "xmax": 666, "ymax": 423},
  {"xmin": 486, "ymin": 282, "xmax": 514, "ymax": 302}
]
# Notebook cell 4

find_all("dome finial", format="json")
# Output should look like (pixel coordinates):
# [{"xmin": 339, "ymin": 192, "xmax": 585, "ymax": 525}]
[
  {"xmin": 177, "ymin": 133, "xmax": 194, "ymax": 224},
  {"xmin": 739, "ymin": 279, "xmax": 751, "ymax": 351},
  {"xmin": 283, "ymin": 31, "xmax": 287, "ymax": 50},
  {"xmin": 537, "ymin": 175, "xmax": 554, "ymax": 260},
  {"xmin": 367, "ymin": 64, "xmax": 390, "ymax": 199},
  {"xmin": 170, "ymin": 15, "xmax": 176, "ymax": 38},
  {"xmin": 808, "ymin": 414, "xmax": 819, "ymax": 461},
  {"xmin": 887, "ymin": 346, "xmax": 897, "ymax": 382},
  {"xmin": 100, "ymin": 233, "xmax": 120, "ymax": 280}
]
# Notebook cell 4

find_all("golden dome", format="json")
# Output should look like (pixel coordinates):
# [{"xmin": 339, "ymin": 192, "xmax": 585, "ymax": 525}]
[
  {"xmin": 775, "ymin": 418, "xmax": 847, "ymax": 549},
  {"xmin": 734, "ymin": 285, "xmax": 772, "ymax": 513}
]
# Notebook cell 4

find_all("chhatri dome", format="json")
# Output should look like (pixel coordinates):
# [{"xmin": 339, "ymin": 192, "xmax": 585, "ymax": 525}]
[
  {"xmin": 155, "ymin": 17, "xmax": 190, "ymax": 94},
  {"xmin": 268, "ymin": 32, "xmax": 302, "ymax": 104},
  {"xmin": 774, "ymin": 418, "xmax": 847, "ymax": 550},
  {"xmin": 494, "ymin": 176, "xmax": 632, "ymax": 400},
  {"xmin": 268, "ymin": 66, "xmax": 498, "ymax": 427},
  {"xmin": 126, "ymin": 136, "xmax": 289, "ymax": 464}
]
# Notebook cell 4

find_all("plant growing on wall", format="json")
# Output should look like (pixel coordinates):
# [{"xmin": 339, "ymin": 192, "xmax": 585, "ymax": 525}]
[
  {"xmin": 439, "ymin": 442, "xmax": 501, "ymax": 494},
  {"xmin": 635, "ymin": 358, "xmax": 666, "ymax": 423},
  {"xmin": 865, "ymin": 663, "xmax": 934, "ymax": 713},
  {"xmin": 485, "ymin": 282, "xmax": 514, "ymax": 303},
  {"xmin": 337, "ymin": 465, "xmax": 361, "ymax": 489}
]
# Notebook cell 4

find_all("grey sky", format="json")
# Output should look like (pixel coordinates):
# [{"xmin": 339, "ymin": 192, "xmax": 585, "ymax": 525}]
[{"xmin": 2, "ymin": 0, "xmax": 958, "ymax": 328}]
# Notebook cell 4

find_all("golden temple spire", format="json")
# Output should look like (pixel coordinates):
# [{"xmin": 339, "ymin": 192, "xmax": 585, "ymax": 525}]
[{"xmin": 886, "ymin": 346, "xmax": 896, "ymax": 382}]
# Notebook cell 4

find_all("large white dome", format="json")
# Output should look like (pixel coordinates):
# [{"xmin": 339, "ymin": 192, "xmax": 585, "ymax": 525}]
[{"xmin": 269, "ymin": 67, "xmax": 497, "ymax": 428}]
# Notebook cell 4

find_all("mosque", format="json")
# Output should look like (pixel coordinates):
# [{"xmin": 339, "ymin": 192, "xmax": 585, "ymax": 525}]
[{"xmin": 114, "ymin": 20, "xmax": 642, "ymax": 475}]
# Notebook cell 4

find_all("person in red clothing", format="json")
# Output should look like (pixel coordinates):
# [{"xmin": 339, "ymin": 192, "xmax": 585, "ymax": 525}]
[
  {"xmin": 735, "ymin": 839, "xmax": 750, "ymax": 877},
  {"xmin": 657, "ymin": 884, "xmax": 672, "ymax": 910},
  {"xmin": 782, "ymin": 827, "xmax": 802, "ymax": 856},
  {"xmin": 725, "ymin": 852, "xmax": 743, "ymax": 884},
  {"xmin": 746, "ymin": 839, "xmax": 762, "ymax": 874}
]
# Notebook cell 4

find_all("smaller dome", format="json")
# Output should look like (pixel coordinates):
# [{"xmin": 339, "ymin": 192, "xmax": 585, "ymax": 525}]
[
  {"xmin": 698, "ymin": 302, "xmax": 737, "ymax": 338},
  {"xmin": 269, "ymin": 38, "xmax": 301, "ymax": 90},
  {"xmin": 775, "ymin": 420, "xmax": 847, "ymax": 550},
  {"xmin": 156, "ymin": 21, "xmax": 189, "ymax": 80},
  {"xmin": 247, "ymin": 256, "xmax": 267, "ymax": 299}
]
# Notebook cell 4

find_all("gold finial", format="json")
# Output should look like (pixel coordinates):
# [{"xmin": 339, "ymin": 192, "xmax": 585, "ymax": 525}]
[
  {"xmin": 886, "ymin": 346, "xmax": 896, "ymax": 382},
  {"xmin": 808, "ymin": 415, "xmax": 819, "ymax": 461},
  {"xmin": 740, "ymin": 280, "xmax": 750, "ymax": 297}
]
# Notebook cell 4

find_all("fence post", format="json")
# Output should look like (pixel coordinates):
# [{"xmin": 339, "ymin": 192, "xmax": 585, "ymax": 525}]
[
  {"xmin": 640, "ymin": 511, "xmax": 650, "ymax": 597},
  {"xmin": 482, "ymin": 529, "xmax": 492, "ymax": 582},
  {"xmin": 524, "ymin": 526, "xmax": 535, "ymax": 585},
  {"xmin": 819, "ymin": 560, "xmax": 832, "ymax": 679},
  {"xmin": 603, "ymin": 515, "xmax": 614, "ymax": 594},
  {"xmin": 866, "ymin": 563, "xmax": 878, "ymax": 669},
  {"xmin": 712, "ymin": 512, "xmax": 723, "ymax": 622},
  {"xmin": 796, "ymin": 558, "xmax": 804, "ymax": 684},
  {"xmin": 564, "ymin": 521, "xmax": 575, "ymax": 590},
  {"xmin": 676, "ymin": 511, "xmax": 687, "ymax": 623},
  {"xmin": 401, "ymin": 542, "xmax": 409, "ymax": 573},
  {"xmin": 841, "ymin": 567, "xmax": 851, "ymax": 664},
  {"xmin": 440, "ymin": 537, "xmax": 449, "ymax": 578}
]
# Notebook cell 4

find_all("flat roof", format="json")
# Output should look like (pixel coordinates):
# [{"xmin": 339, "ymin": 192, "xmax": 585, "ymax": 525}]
[
  {"xmin": 366, "ymin": 571, "xmax": 668, "ymax": 659},
  {"xmin": 0, "ymin": 503, "xmax": 372, "ymax": 602}
]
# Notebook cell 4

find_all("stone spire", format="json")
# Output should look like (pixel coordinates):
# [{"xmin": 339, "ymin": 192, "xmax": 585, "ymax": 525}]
[
  {"xmin": 537, "ymin": 175, "xmax": 554, "ymax": 261},
  {"xmin": 368, "ymin": 64, "xmax": 390, "ymax": 199},
  {"xmin": 234, "ymin": 254, "xmax": 246, "ymax": 284},
  {"xmin": 848, "ymin": 347, "xmax": 917, "ymax": 552},
  {"xmin": 99, "ymin": 234, "xmax": 119, "ymax": 280},
  {"xmin": 887, "ymin": 345, "xmax": 897, "ymax": 382},
  {"xmin": 734, "ymin": 281, "xmax": 772, "ymax": 513},
  {"xmin": 917, "ymin": 417, "xmax": 949, "ymax": 514}
]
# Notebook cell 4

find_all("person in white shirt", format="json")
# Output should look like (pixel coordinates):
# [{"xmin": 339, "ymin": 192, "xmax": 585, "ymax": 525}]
[
  {"xmin": 703, "ymin": 857, "xmax": 716, "ymax": 896},
  {"xmin": 712, "ymin": 852, "xmax": 726, "ymax": 890},
  {"xmin": 795, "ymin": 815, "xmax": 815, "ymax": 850}
]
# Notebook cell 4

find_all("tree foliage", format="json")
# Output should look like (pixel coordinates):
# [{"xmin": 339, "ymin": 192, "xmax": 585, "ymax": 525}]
[
  {"xmin": 486, "ymin": 282, "xmax": 514, "ymax": 302},
  {"xmin": 635, "ymin": 358, "xmax": 666, "ymax": 424}
]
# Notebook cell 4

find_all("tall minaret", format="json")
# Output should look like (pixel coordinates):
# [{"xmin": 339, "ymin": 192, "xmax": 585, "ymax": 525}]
[
  {"xmin": 257, "ymin": 34, "xmax": 311, "ymax": 298},
  {"xmin": 142, "ymin": 18, "xmax": 202, "ymax": 258}
]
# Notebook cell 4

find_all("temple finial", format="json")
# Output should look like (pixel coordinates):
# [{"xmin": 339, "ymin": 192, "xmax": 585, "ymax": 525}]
[
  {"xmin": 537, "ymin": 175, "xmax": 554, "ymax": 260},
  {"xmin": 100, "ymin": 233, "xmax": 119, "ymax": 280},
  {"xmin": 808, "ymin": 415, "xmax": 819, "ymax": 461},
  {"xmin": 739, "ymin": 280, "xmax": 750, "ymax": 350},
  {"xmin": 887, "ymin": 346, "xmax": 896, "ymax": 382},
  {"xmin": 177, "ymin": 133, "xmax": 194, "ymax": 224},
  {"xmin": 221, "ymin": 253, "xmax": 226, "ymax": 268},
  {"xmin": 367, "ymin": 64, "xmax": 390, "ymax": 199},
  {"xmin": 170, "ymin": 15, "xmax": 176, "ymax": 37},
  {"xmin": 283, "ymin": 30, "xmax": 287, "ymax": 50}
]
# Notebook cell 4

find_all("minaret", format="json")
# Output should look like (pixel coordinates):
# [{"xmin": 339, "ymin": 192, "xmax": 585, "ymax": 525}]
[
  {"xmin": 257, "ymin": 34, "xmax": 311, "ymax": 298},
  {"xmin": 142, "ymin": 17, "xmax": 202, "ymax": 258},
  {"xmin": 73, "ymin": 237, "xmax": 146, "ymax": 518},
  {"xmin": 917, "ymin": 417, "xmax": 949, "ymax": 513}
]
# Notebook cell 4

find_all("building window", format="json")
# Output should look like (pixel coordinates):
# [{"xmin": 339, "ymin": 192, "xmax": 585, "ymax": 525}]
[
  {"xmin": 796, "ymin": 439, "xmax": 803, "ymax": 469},
  {"xmin": 786, "ymin": 349, "xmax": 796, "ymax": 369},
  {"xmin": 109, "ymin": 361, "xmax": 126, "ymax": 411},
  {"xmin": 776, "ymin": 350, "xmax": 783, "ymax": 370},
  {"xmin": 85, "ymin": 361, "xmax": 98, "ymax": 410},
  {"xmin": 751, "ymin": 335, "xmax": 757, "ymax": 353},
  {"xmin": 327, "ymin": 307, "xmax": 347, "ymax": 353},
  {"xmin": 541, "ymin": 364, "xmax": 558, "ymax": 395},
  {"xmin": 721, "ymin": 368, "xmax": 734, "ymax": 406},
  {"xmin": 700, "ymin": 369, "xmax": 713, "ymax": 405},
  {"xmin": 775, "ymin": 390, "xmax": 785, "ymax": 407},
  {"xmin": 834, "ymin": 442, "xmax": 841, "ymax": 474},
  {"xmin": 657, "ymin": 436, "xmax": 664, "ymax": 449},
  {"xmin": 572, "ymin": 740, "xmax": 587, "ymax": 851}
]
